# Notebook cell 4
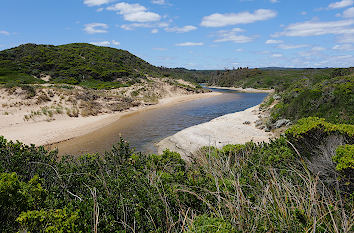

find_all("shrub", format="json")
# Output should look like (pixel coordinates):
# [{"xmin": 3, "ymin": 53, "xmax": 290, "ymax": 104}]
[
  {"xmin": 17, "ymin": 208, "xmax": 81, "ymax": 233},
  {"xmin": 0, "ymin": 172, "xmax": 47, "ymax": 233},
  {"xmin": 187, "ymin": 215, "xmax": 236, "ymax": 233},
  {"xmin": 333, "ymin": 144, "xmax": 354, "ymax": 171}
]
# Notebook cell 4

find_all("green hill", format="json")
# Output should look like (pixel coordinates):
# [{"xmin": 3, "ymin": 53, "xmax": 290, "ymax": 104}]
[
  {"xmin": 0, "ymin": 43, "xmax": 215, "ymax": 89},
  {"xmin": 0, "ymin": 43, "xmax": 164, "ymax": 87}
]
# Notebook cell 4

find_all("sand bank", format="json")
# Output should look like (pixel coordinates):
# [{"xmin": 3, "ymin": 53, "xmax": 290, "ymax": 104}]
[
  {"xmin": 157, "ymin": 104, "xmax": 273, "ymax": 160},
  {"xmin": 0, "ymin": 92, "xmax": 220, "ymax": 146}
]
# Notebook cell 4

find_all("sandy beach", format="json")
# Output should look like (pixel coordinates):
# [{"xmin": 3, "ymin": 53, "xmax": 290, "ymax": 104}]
[
  {"xmin": 157, "ymin": 104, "xmax": 273, "ymax": 160},
  {"xmin": 0, "ymin": 91, "xmax": 220, "ymax": 146}
]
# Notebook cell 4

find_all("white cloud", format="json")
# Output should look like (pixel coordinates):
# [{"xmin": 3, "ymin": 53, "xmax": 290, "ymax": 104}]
[
  {"xmin": 201, "ymin": 9, "xmax": 277, "ymax": 27},
  {"xmin": 107, "ymin": 2, "xmax": 161, "ymax": 22},
  {"xmin": 277, "ymin": 44, "xmax": 309, "ymax": 49},
  {"xmin": 265, "ymin": 39, "xmax": 283, "ymax": 44},
  {"xmin": 312, "ymin": 46, "xmax": 326, "ymax": 51},
  {"xmin": 333, "ymin": 44, "xmax": 354, "ymax": 50},
  {"xmin": 165, "ymin": 25, "xmax": 197, "ymax": 33},
  {"xmin": 0, "ymin": 30, "xmax": 10, "ymax": 36},
  {"xmin": 151, "ymin": 0, "xmax": 166, "ymax": 5},
  {"xmin": 84, "ymin": 23, "xmax": 108, "ymax": 34},
  {"xmin": 124, "ymin": 12, "xmax": 160, "ymax": 22},
  {"xmin": 273, "ymin": 19, "xmax": 354, "ymax": 37},
  {"xmin": 112, "ymin": 40, "xmax": 120, "ymax": 45},
  {"xmin": 343, "ymin": 7, "xmax": 354, "ymax": 17},
  {"xmin": 84, "ymin": 0, "xmax": 112, "ymax": 7},
  {"xmin": 328, "ymin": 0, "xmax": 353, "ymax": 9},
  {"xmin": 120, "ymin": 22, "xmax": 168, "ymax": 30},
  {"xmin": 214, "ymin": 28, "xmax": 255, "ymax": 43},
  {"xmin": 90, "ymin": 41, "xmax": 111, "ymax": 46},
  {"xmin": 90, "ymin": 40, "xmax": 120, "ymax": 46},
  {"xmin": 151, "ymin": 29, "xmax": 159, "ymax": 33},
  {"xmin": 297, "ymin": 46, "xmax": 326, "ymax": 57},
  {"xmin": 175, "ymin": 42, "xmax": 204, "ymax": 46},
  {"xmin": 270, "ymin": 0, "xmax": 279, "ymax": 3},
  {"xmin": 272, "ymin": 54, "xmax": 283, "ymax": 57}
]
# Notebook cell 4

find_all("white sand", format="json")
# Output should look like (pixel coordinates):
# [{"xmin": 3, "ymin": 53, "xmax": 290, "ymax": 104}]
[
  {"xmin": 0, "ymin": 92, "xmax": 220, "ymax": 146},
  {"xmin": 157, "ymin": 105, "xmax": 273, "ymax": 160}
]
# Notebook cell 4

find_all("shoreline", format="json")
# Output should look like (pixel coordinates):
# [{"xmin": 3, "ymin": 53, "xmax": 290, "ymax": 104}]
[
  {"xmin": 156, "ymin": 104, "xmax": 273, "ymax": 160},
  {"xmin": 0, "ymin": 92, "xmax": 221, "ymax": 146},
  {"xmin": 207, "ymin": 86, "xmax": 274, "ymax": 93}
]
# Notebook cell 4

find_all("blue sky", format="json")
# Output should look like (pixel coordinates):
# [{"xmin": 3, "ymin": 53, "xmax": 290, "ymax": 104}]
[{"xmin": 1, "ymin": 0, "xmax": 354, "ymax": 69}]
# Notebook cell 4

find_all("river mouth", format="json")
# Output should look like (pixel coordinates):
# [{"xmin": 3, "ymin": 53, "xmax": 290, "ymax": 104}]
[{"xmin": 50, "ymin": 88, "xmax": 268, "ymax": 156}]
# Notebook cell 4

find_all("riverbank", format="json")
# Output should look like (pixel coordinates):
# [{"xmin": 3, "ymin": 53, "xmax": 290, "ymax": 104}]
[
  {"xmin": 157, "ymin": 104, "xmax": 274, "ymax": 160},
  {"xmin": 0, "ymin": 91, "xmax": 220, "ymax": 146},
  {"xmin": 207, "ymin": 86, "xmax": 274, "ymax": 93}
]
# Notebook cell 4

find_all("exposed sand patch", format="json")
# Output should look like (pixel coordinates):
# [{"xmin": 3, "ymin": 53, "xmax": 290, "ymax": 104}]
[{"xmin": 157, "ymin": 104, "xmax": 274, "ymax": 160}]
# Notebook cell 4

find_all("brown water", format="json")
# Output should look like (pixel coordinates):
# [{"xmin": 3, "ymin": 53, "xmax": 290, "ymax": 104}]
[{"xmin": 51, "ymin": 88, "xmax": 268, "ymax": 156}]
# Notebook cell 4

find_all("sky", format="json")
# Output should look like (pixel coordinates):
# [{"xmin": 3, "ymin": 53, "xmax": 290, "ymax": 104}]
[{"xmin": 1, "ymin": 0, "xmax": 354, "ymax": 69}]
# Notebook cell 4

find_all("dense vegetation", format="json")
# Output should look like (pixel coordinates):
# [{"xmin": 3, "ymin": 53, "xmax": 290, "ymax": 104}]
[
  {"xmin": 270, "ymin": 73, "xmax": 354, "ymax": 124},
  {"xmin": 0, "ymin": 116, "xmax": 353, "ymax": 232},
  {"xmin": 208, "ymin": 67, "xmax": 354, "ymax": 125},
  {"xmin": 208, "ymin": 68, "xmax": 333, "ymax": 90},
  {"xmin": 0, "ymin": 43, "xmax": 154, "ymax": 86},
  {"xmin": 0, "ymin": 43, "xmax": 212, "ymax": 88}
]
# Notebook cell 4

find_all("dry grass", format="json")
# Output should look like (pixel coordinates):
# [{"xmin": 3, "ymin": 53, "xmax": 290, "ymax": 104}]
[{"xmin": 175, "ymin": 145, "xmax": 353, "ymax": 232}]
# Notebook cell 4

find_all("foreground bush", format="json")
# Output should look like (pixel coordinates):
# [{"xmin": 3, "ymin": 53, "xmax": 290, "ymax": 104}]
[{"xmin": 0, "ymin": 117, "xmax": 353, "ymax": 232}]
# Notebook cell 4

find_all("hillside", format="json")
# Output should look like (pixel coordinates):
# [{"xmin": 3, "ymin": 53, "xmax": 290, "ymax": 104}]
[
  {"xmin": 0, "ymin": 43, "xmax": 162, "ymax": 86},
  {"xmin": 0, "ymin": 43, "xmax": 214, "ymax": 89},
  {"xmin": 206, "ymin": 67, "xmax": 354, "ymax": 125},
  {"xmin": 207, "ymin": 67, "xmax": 353, "ymax": 90}
]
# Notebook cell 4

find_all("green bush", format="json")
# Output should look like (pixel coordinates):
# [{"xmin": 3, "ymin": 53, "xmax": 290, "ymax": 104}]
[
  {"xmin": 187, "ymin": 215, "xmax": 236, "ymax": 233},
  {"xmin": 17, "ymin": 208, "xmax": 81, "ymax": 233},
  {"xmin": 286, "ymin": 117, "xmax": 354, "ymax": 139},
  {"xmin": 0, "ymin": 172, "xmax": 47, "ymax": 232},
  {"xmin": 333, "ymin": 144, "xmax": 354, "ymax": 171}
]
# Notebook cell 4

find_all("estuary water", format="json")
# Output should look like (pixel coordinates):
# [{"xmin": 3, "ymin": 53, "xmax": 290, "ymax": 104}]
[{"xmin": 52, "ymin": 88, "xmax": 268, "ymax": 156}]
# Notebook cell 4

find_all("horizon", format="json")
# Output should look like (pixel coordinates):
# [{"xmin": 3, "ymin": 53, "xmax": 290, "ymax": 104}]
[{"xmin": 1, "ymin": 0, "xmax": 354, "ymax": 69}]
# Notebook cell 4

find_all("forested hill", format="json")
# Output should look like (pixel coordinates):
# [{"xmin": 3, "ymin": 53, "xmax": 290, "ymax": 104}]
[
  {"xmin": 0, "ymin": 43, "xmax": 165, "ymax": 85},
  {"xmin": 207, "ymin": 67, "xmax": 354, "ymax": 125},
  {"xmin": 207, "ymin": 67, "xmax": 354, "ymax": 91}
]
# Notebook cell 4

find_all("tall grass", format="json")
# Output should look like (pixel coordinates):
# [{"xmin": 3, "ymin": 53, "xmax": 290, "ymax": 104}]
[{"xmin": 178, "ymin": 142, "xmax": 353, "ymax": 232}]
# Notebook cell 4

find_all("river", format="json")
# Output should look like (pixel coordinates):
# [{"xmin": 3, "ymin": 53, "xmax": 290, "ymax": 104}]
[{"xmin": 52, "ymin": 88, "xmax": 268, "ymax": 156}]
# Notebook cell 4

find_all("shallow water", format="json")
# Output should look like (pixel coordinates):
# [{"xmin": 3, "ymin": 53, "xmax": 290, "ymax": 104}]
[{"xmin": 52, "ymin": 88, "xmax": 268, "ymax": 156}]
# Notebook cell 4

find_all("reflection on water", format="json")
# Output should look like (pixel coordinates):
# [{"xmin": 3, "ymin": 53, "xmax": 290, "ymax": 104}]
[{"xmin": 52, "ymin": 88, "xmax": 268, "ymax": 156}]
